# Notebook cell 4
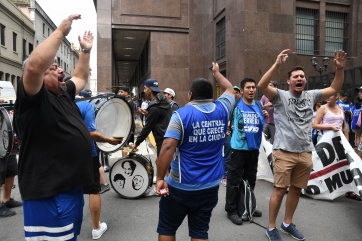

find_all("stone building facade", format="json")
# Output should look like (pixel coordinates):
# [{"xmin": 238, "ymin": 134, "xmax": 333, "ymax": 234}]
[{"xmin": 95, "ymin": 0, "xmax": 362, "ymax": 105}]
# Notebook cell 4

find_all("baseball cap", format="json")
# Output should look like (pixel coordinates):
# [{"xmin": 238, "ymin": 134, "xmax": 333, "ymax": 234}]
[
  {"xmin": 233, "ymin": 86, "xmax": 241, "ymax": 91},
  {"xmin": 355, "ymin": 86, "xmax": 362, "ymax": 91},
  {"xmin": 79, "ymin": 89, "xmax": 92, "ymax": 97},
  {"xmin": 144, "ymin": 78, "xmax": 160, "ymax": 92},
  {"xmin": 163, "ymin": 88, "xmax": 175, "ymax": 97}
]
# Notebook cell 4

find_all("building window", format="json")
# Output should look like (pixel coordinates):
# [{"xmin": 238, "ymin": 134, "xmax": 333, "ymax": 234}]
[
  {"xmin": 48, "ymin": 28, "xmax": 50, "ymax": 36},
  {"xmin": 13, "ymin": 32, "xmax": 17, "ymax": 52},
  {"xmin": 325, "ymin": 11, "xmax": 347, "ymax": 57},
  {"xmin": 42, "ymin": 23, "xmax": 45, "ymax": 35},
  {"xmin": 216, "ymin": 18, "xmax": 226, "ymax": 60},
  {"xmin": 0, "ymin": 24, "xmax": 5, "ymax": 46},
  {"xmin": 29, "ymin": 43, "xmax": 33, "ymax": 54},
  {"xmin": 296, "ymin": 8, "xmax": 319, "ymax": 55}
]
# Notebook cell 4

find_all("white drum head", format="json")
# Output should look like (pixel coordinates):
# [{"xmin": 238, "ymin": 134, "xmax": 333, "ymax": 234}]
[
  {"xmin": 94, "ymin": 97, "xmax": 132, "ymax": 153},
  {"xmin": 0, "ymin": 107, "xmax": 13, "ymax": 158},
  {"xmin": 110, "ymin": 155, "xmax": 153, "ymax": 199}
]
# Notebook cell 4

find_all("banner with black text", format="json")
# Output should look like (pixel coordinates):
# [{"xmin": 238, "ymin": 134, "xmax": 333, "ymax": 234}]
[{"xmin": 257, "ymin": 131, "xmax": 362, "ymax": 200}]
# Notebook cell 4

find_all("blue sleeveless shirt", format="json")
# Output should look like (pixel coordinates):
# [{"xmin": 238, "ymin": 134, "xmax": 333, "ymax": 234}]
[{"xmin": 165, "ymin": 95, "xmax": 233, "ymax": 190}]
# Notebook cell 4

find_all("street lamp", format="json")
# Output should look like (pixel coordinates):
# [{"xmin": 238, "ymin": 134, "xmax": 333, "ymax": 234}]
[
  {"xmin": 310, "ymin": 57, "xmax": 329, "ymax": 89},
  {"xmin": 311, "ymin": 57, "xmax": 329, "ymax": 76}
]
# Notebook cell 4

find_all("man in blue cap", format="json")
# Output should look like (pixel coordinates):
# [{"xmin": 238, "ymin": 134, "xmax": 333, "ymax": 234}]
[{"xmin": 132, "ymin": 78, "xmax": 171, "ymax": 156}]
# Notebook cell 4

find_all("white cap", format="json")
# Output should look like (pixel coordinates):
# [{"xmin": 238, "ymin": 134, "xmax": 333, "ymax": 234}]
[{"xmin": 163, "ymin": 88, "xmax": 175, "ymax": 97}]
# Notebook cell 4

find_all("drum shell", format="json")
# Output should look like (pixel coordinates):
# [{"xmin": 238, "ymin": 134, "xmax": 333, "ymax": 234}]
[
  {"xmin": 0, "ymin": 107, "xmax": 14, "ymax": 158},
  {"xmin": 109, "ymin": 153, "xmax": 154, "ymax": 199},
  {"xmin": 89, "ymin": 96, "xmax": 132, "ymax": 153}
]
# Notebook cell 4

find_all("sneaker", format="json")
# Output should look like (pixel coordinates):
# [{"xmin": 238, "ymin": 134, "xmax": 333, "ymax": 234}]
[
  {"xmin": 241, "ymin": 212, "xmax": 249, "ymax": 221},
  {"xmin": 99, "ymin": 184, "xmax": 110, "ymax": 194},
  {"xmin": 103, "ymin": 166, "xmax": 110, "ymax": 173},
  {"xmin": 280, "ymin": 223, "xmax": 305, "ymax": 241},
  {"xmin": 253, "ymin": 209, "xmax": 262, "ymax": 217},
  {"xmin": 0, "ymin": 205, "xmax": 16, "ymax": 217},
  {"xmin": 227, "ymin": 213, "xmax": 243, "ymax": 225},
  {"xmin": 220, "ymin": 178, "xmax": 227, "ymax": 187},
  {"xmin": 266, "ymin": 228, "xmax": 283, "ymax": 241},
  {"xmin": 3, "ymin": 198, "xmax": 22, "ymax": 208},
  {"xmin": 144, "ymin": 186, "xmax": 158, "ymax": 197},
  {"xmin": 92, "ymin": 222, "xmax": 107, "ymax": 240}
]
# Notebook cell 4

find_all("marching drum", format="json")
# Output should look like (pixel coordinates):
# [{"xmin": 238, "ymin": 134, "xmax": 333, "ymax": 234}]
[
  {"xmin": 109, "ymin": 153, "xmax": 154, "ymax": 199},
  {"xmin": 90, "ymin": 96, "xmax": 132, "ymax": 153},
  {"xmin": 0, "ymin": 107, "xmax": 14, "ymax": 158}
]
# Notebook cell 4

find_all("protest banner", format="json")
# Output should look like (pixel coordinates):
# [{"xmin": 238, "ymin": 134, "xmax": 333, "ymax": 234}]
[{"xmin": 257, "ymin": 131, "xmax": 362, "ymax": 200}]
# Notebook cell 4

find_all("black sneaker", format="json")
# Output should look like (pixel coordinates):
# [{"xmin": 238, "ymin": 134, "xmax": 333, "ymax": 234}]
[
  {"xmin": 99, "ymin": 184, "xmax": 110, "ymax": 194},
  {"xmin": 280, "ymin": 223, "xmax": 305, "ymax": 241},
  {"xmin": 227, "ymin": 213, "xmax": 243, "ymax": 225},
  {"xmin": 253, "ymin": 209, "xmax": 262, "ymax": 217},
  {"xmin": 0, "ymin": 205, "xmax": 16, "ymax": 217},
  {"xmin": 3, "ymin": 198, "xmax": 22, "ymax": 208}
]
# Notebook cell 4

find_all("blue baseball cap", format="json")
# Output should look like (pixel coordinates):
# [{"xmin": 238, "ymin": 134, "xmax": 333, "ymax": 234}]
[
  {"xmin": 144, "ymin": 78, "xmax": 160, "ymax": 92},
  {"xmin": 79, "ymin": 90, "xmax": 91, "ymax": 97}
]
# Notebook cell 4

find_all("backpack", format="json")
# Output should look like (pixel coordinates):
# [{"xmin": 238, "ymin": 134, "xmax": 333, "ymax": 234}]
[{"xmin": 236, "ymin": 179, "xmax": 256, "ymax": 222}]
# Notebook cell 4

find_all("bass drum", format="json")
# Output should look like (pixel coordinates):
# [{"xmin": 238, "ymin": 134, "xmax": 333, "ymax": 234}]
[
  {"xmin": 0, "ymin": 107, "xmax": 14, "ymax": 158},
  {"xmin": 90, "ymin": 96, "xmax": 132, "ymax": 153},
  {"xmin": 109, "ymin": 153, "xmax": 154, "ymax": 199}
]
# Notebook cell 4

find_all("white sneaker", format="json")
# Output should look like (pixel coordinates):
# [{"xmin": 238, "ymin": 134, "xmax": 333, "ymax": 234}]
[
  {"xmin": 92, "ymin": 222, "xmax": 107, "ymax": 240},
  {"xmin": 144, "ymin": 186, "xmax": 158, "ymax": 196}
]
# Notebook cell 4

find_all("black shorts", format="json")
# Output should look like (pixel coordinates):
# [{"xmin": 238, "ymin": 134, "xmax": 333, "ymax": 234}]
[
  {"xmin": 83, "ymin": 156, "xmax": 101, "ymax": 194},
  {"xmin": 0, "ymin": 157, "xmax": 7, "ymax": 185},
  {"xmin": 0, "ymin": 155, "xmax": 18, "ymax": 185},
  {"xmin": 6, "ymin": 155, "xmax": 18, "ymax": 178}
]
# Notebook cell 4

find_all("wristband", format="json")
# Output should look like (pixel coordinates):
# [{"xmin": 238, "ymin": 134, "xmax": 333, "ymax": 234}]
[{"xmin": 81, "ymin": 49, "xmax": 91, "ymax": 53}]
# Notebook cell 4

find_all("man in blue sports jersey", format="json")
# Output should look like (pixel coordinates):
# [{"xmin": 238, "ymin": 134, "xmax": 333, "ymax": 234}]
[
  {"xmin": 155, "ymin": 62, "xmax": 235, "ymax": 241},
  {"xmin": 77, "ymin": 90, "xmax": 122, "ymax": 239},
  {"xmin": 225, "ymin": 78, "xmax": 268, "ymax": 225}
]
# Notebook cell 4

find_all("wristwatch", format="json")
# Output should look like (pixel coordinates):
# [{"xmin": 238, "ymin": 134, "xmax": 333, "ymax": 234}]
[{"xmin": 81, "ymin": 49, "xmax": 91, "ymax": 53}]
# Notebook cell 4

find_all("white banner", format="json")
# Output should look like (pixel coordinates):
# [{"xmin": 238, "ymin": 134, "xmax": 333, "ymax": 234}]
[{"xmin": 257, "ymin": 131, "xmax": 362, "ymax": 200}]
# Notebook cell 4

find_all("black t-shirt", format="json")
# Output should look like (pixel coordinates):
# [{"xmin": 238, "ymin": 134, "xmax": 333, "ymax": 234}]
[{"xmin": 14, "ymin": 79, "xmax": 93, "ymax": 200}]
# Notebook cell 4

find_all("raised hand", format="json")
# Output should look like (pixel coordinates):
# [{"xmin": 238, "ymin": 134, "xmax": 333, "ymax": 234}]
[
  {"xmin": 334, "ymin": 50, "xmax": 347, "ymax": 70},
  {"xmin": 275, "ymin": 49, "xmax": 290, "ymax": 66},
  {"xmin": 58, "ymin": 14, "xmax": 81, "ymax": 37},
  {"xmin": 79, "ymin": 31, "xmax": 94, "ymax": 51}
]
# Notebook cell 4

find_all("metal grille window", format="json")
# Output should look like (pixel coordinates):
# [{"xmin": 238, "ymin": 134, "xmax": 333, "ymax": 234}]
[
  {"xmin": 325, "ymin": 11, "xmax": 347, "ymax": 57},
  {"xmin": 0, "ymin": 24, "xmax": 5, "ymax": 46},
  {"xmin": 216, "ymin": 18, "xmax": 226, "ymax": 60},
  {"xmin": 296, "ymin": 8, "xmax": 319, "ymax": 55}
]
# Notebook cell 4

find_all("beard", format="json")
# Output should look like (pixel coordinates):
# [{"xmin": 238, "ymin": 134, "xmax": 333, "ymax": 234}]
[{"xmin": 59, "ymin": 82, "xmax": 67, "ymax": 92}]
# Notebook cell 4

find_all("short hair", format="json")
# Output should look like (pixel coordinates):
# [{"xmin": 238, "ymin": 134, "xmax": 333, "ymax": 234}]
[
  {"xmin": 339, "ymin": 91, "xmax": 350, "ymax": 97},
  {"xmin": 287, "ymin": 66, "xmax": 305, "ymax": 79},
  {"xmin": 121, "ymin": 160, "xmax": 136, "ymax": 171},
  {"xmin": 240, "ymin": 78, "xmax": 256, "ymax": 89},
  {"xmin": 190, "ymin": 78, "xmax": 213, "ymax": 100},
  {"xmin": 270, "ymin": 80, "xmax": 278, "ymax": 88},
  {"xmin": 113, "ymin": 173, "xmax": 126, "ymax": 182}
]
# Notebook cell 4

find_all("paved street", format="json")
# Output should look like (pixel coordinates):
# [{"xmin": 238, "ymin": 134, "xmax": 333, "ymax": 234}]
[{"xmin": 1, "ymin": 121, "xmax": 362, "ymax": 240}]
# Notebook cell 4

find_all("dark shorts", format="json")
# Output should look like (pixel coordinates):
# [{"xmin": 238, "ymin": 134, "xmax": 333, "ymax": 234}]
[
  {"xmin": 0, "ymin": 157, "xmax": 7, "ymax": 185},
  {"xmin": 6, "ymin": 155, "xmax": 18, "ymax": 178},
  {"xmin": 0, "ymin": 155, "xmax": 18, "ymax": 185},
  {"xmin": 157, "ymin": 185, "xmax": 219, "ymax": 240},
  {"xmin": 83, "ymin": 156, "xmax": 101, "ymax": 194}
]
